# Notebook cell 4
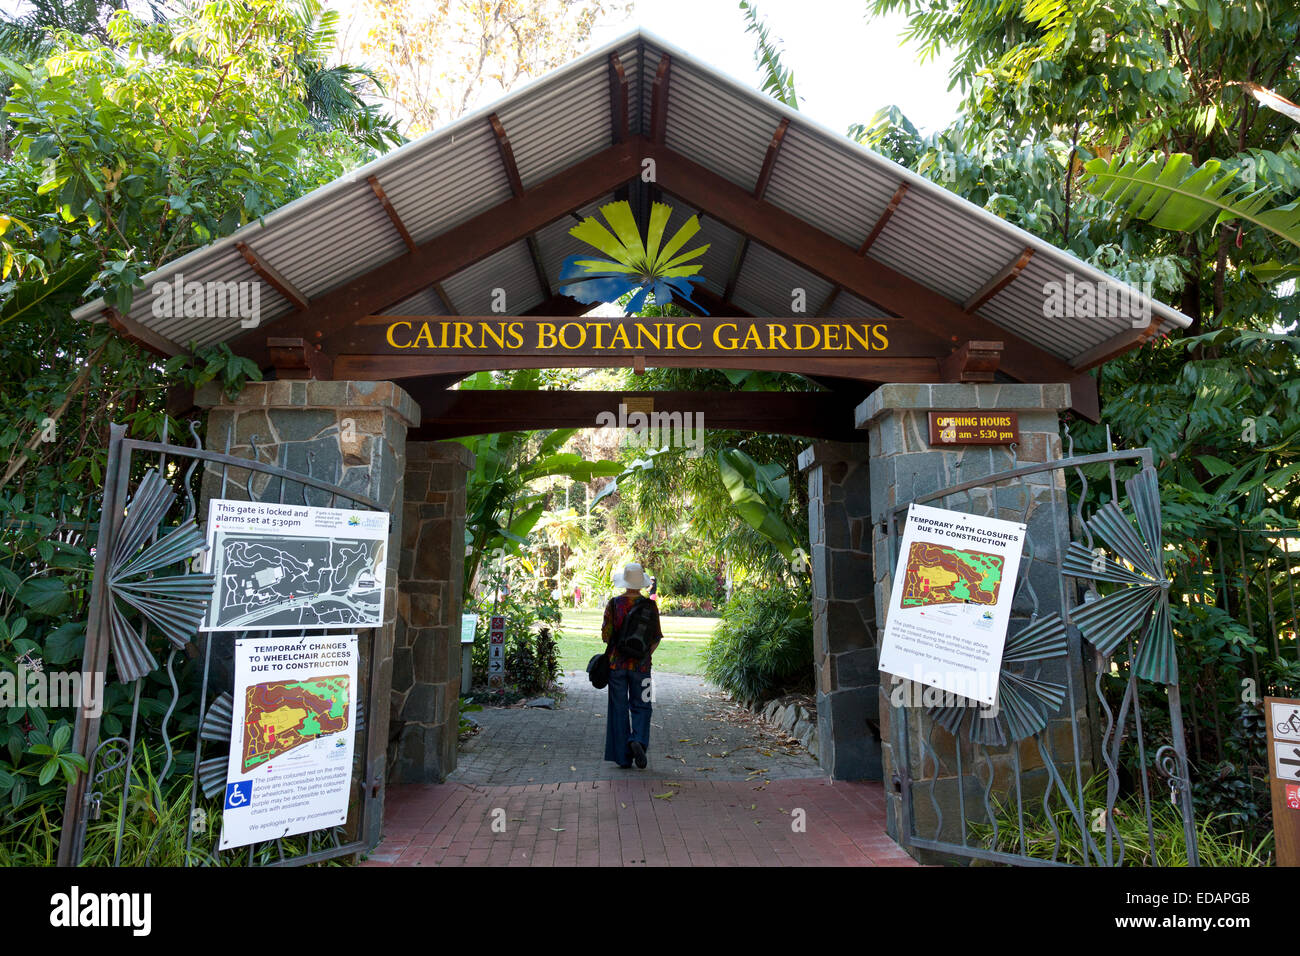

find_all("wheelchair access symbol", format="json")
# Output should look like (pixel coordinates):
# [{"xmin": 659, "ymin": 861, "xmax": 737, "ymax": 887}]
[{"xmin": 224, "ymin": 780, "xmax": 253, "ymax": 810}]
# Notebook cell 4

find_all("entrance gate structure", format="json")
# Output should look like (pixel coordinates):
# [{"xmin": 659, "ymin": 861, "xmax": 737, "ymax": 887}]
[{"xmin": 63, "ymin": 30, "xmax": 1197, "ymax": 865}]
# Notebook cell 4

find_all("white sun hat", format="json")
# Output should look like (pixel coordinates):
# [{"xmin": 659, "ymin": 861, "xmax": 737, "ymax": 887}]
[{"xmin": 613, "ymin": 561, "xmax": 649, "ymax": 590}]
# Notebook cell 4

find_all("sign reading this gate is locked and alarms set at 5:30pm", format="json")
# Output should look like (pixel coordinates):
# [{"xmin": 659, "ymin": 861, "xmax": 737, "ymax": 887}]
[
  {"xmin": 202, "ymin": 498, "xmax": 389, "ymax": 631},
  {"xmin": 878, "ymin": 503, "xmax": 1028, "ymax": 707}
]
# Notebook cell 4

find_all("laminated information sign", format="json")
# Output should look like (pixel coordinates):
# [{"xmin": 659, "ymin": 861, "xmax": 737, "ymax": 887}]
[
  {"xmin": 1266, "ymin": 696, "xmax": 1300, "ymax": 866},
  {"xmin": 878, "ymin": 503, "xmax": 1027, "ymax": 706},
  {"xmin": 203, "ymin": 498, "xmax": 388, "ymax": 631},
  {"xmin": 220, "ymin": 634, "xmax": 358, "ymax": 851}
]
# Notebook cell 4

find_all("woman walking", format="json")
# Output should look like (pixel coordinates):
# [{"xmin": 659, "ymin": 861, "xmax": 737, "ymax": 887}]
[{"xmin": 601, "ymin": 562, "xmax": 663, "ymax": 769}]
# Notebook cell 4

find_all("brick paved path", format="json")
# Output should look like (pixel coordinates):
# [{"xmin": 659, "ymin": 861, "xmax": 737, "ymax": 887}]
[
  {"xmin": 450, "ymin": 671, "xmax": 822, "ymax": 784},
  {"xmin": 365, "ymin": 671, "xmax": 914, "ymax": 866}
]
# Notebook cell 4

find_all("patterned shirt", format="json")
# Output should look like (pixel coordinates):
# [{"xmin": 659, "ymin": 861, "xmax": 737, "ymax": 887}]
[{"xmin": 601, "ymin": 593, "xmax": 663, "ymax": 673}]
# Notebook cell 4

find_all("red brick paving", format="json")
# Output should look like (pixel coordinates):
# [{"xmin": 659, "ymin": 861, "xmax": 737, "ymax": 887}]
[{"xmin": 363, "ymin": 776, "xmax": 917, "ymax": 867}]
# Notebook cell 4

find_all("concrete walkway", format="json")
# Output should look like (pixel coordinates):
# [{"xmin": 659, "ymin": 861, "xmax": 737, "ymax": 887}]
[{"xmin": 364, "ymin": 671, "xmax": 914, "ymax": 867}]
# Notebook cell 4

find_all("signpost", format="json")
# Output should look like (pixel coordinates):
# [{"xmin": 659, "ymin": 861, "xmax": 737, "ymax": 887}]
[
  {"xmin": 203, "ymin": 498, "xmax": 389, "ymax": 631},
  {"xmin": 220, "ymin": 634, "xmax": 359, "ymax": 851},
  {"xmin": 1267, "ymin": 696, "xmax": 1300, "ymax": 866},
  {"xmin": 928, "ymin": 411, "xmax": 1020, "ymax": 446},
  {"xmin": 879, "ymin": 503, "xmax": 1027, "ymax": 707},
  {"xmin": 487, "ymin": 615, "xmax": 507, "ymax": 697}
]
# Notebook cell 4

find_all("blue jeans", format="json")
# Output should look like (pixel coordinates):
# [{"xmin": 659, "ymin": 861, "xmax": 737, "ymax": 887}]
[{"xmin": 604, "ymin": 667, "xmax": 652, "ymax": 765}]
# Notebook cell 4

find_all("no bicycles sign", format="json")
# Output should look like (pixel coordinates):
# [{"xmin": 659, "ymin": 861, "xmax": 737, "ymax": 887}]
[{"xmin": 1267, "ymin": 696, "xmax": 1300, "ymax": 866}]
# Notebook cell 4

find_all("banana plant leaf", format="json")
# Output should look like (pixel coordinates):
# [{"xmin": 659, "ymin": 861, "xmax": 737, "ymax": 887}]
[
  {"xmin": 717, "ymin": 447, "xmax": 798, "ymax": 560},
  {"xmin": 1084, "ymin": 153, "xmax": 1300, "ymax": 250}
]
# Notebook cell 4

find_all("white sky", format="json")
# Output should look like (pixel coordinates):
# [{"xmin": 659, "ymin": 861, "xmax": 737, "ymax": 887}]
[
  {"xmin": 590, "ymin": 0, "xmax": 960, "ymax": 135},
  {"xmin": 0, "ymin": 0, "xmax": 962, "ymax": 136},
  {"xmin": 323, "ymin": 0, "xmax": 961, "ymax": 138}
]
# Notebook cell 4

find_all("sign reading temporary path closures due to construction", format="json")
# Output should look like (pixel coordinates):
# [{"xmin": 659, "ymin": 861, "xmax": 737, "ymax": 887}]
[
  {"xmin": 220, "ymin": 634, "xmax": 358, "ymax": 851},
  {"xmin": 203, "ymin": 498, "xmax": 389, "ymax": 632},
  {"xmin": 878, "ymin": 503, "xmax": 1027, "ymax": 707}
]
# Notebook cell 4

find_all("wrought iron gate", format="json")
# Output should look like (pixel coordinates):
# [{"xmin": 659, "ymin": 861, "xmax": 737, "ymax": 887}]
[
  {"xmin": 885, "ymin": 437, "xmax": 1199, "ymax": 866},
  {"xmin": 58, "ymin": 421, "xmax": 386, "ymax": 866}
]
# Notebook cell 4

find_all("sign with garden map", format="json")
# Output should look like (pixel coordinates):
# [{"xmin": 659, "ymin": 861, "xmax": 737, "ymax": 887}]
[
  {"xmin": 202, "ymin": 498, "xmax": 389, "ymax": 632},
  {"xmin": 219, "ymin": 635, "xmax": 359, "ymax": 851},
  {"xmin": 879, "ymin": 503, "xmax": 1027, "ymax": 707}
]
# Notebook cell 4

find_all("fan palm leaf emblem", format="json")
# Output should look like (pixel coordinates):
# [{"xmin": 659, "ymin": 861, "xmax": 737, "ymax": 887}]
[
  {"xmin": 558, "ymin": 200, "xmax": 710, "ymax": 314},
  {"xmin": 106, "ymin": 470, "xmax": 215, "ymax": 683},
  {"xmin": 928, "ymin": 611, "xmax": 1069, "ymax": 745},
  {"xmin": 1061, "ymin": 467, "xmax": 1176, "ymax": 684}
]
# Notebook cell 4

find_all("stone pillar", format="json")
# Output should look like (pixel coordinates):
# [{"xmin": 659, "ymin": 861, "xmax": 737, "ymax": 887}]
[
  {"xmin": 855, "ymin": 382, "xmax": 1076, "ymax": 855},
  {"xmin": 197, "ymin": 379, "xmax": 420, "ymax": 850},
  {"xmin": 391, "ymin": 441, "xmax": 474, "ymax": 783},
  {"xmin": 797, "ymin": 441, "xmax": 880, "ymax": 781}
]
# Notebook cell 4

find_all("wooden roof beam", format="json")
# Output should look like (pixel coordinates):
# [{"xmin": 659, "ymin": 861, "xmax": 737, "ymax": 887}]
[
  {"xmin": 488, "ymin": 112, "xmax": 525, "ymax": 198},
  {"xmin": 367, "ymin": 175, "xmax": 416, "ymax": 252},
  {"xmin": 649, "ymin": 54, "xmax": 671, "ymax": 145},
  {"xmin": 267, "ymin": 336, "xmax": 333, "ymax": 380},
  {"xmin": 104, "ymin": 307, "xmax": 180, "ymax": 357},
  {"xmin": 722, "ymin": 118, "xmax": 791, "ymax": 305},
  {"xmin": 234, "ymin": 241, "xmax": 307, "ymax": 311},
  {"xmin": 489, "ymin": 112, "xmax": 554, "ymax": 302},
  {"xmin": 368, "ymin": 174, "xmax": 458, "ymax": 315},
  {"xmin": 407, "ymin": 389, "xmax": 863, "ymax": 442},
  {"xmin": 940, "ymin": 340, "xmax": 1003, "ymax": 383},
  {"xmin": 964, "ymin": 247, "xmax": 1035, "ymax": 313},
  {"xmin": 646, "ymin": 143, "xmax": 1097, "ymax": 417},
  {"xmin": 858, "ymin": 182, "xmax": 909, "ymax": 256},
  {"xmin": 235, "ymin": 138, "xmax": 646, "ymax": 363},
  {"xmin": 1069, "ymin": 320, "xmax": 1164, "ymax": 371},
  {"xmin": 814, "ymin": 183, "xmax": 908, "ymax": 317},
  {"xmin": 608, "ymin": 52, "xmax": 629, "ymax": 144},
  {"xmin": 333, "ymin": 351, "xmax": 941, "ymax": 384}
]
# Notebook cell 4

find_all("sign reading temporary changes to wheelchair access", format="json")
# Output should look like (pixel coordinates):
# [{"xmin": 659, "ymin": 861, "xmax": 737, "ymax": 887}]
[
  {"xmin": 220, "ymin": 634, "xmax": 359, "ymax": 851},
  {"xmin": 879, "ymin": 504, "xmax": 1027, "ymax": 707},
  {"xmin": 203, "ymin": 498, "xmax": 389, "ymax": 632}
]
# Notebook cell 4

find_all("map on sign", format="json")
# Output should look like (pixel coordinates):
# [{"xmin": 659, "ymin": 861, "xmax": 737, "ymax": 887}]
[
  {"xmin": 211, "ymin": 533, "xmax": 383, "ymax": 629},
  {"xmin": 900, "ymin": 541, "xmax": 1004, "ymax": 609},
  {"xmin": 241, "ymin": 675, "xmax": 350, "ymax": 773},
  {"xmin": 203, "ymin": 499, "xmax": 389, "ymax": 631}
]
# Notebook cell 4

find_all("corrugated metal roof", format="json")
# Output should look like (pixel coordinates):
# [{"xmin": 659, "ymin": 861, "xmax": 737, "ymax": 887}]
[{"xmin": 73, "ymin": 27, "xmax": 1190, "ymax": 369}]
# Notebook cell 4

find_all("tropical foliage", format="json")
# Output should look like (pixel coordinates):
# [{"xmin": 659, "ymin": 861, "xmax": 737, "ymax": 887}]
[{"xmin": 703, "ymin": 586, "xmax": 813, "ymax": 704}]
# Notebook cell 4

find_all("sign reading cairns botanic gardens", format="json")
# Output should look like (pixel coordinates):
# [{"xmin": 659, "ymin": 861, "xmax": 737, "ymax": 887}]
[
  {"xmin": 879, "ymin": 504, "xmax": 1027, "ymax": 707},
  {"xmin": 203, "ymin": 499, "xmax": 389, "ymax": 632},
  {"xmin": 220, "ymin": 635, "xmax": 358, "ymax": 851}
]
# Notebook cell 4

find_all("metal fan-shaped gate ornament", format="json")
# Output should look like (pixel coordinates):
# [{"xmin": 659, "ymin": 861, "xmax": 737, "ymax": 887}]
[
  {"xmin": 928, "ymin": 610, "xmax": 1070, "ymax": 746},
  {"xmin": 1061, "ymin": 467, "xmax": 1176, "ymax": 685},
  {"xmin": 106, "ymin": 469, "xmax": 215, "ymax": 682}
]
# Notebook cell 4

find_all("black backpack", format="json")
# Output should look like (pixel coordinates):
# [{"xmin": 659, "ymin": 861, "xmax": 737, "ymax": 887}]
[{"xmin": 616, "ymin": 598, "xmax": 656, "ymax": 660}]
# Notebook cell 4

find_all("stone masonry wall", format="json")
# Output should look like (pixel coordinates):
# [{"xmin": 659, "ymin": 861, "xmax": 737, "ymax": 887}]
[
  {"xmin": 197, "ymin": 380, "xmax": 420, "ymax": 850},
  {"xmin": 797, "ymin": 441, "xmax": 880, "ymax": 780},
  {"xmin": 391, "ymin": 441, "xmax": 473, "ymax": 783},
  {"xmin": 855, "ymin": 383, "xmax": 1088, "ymax": 860}
]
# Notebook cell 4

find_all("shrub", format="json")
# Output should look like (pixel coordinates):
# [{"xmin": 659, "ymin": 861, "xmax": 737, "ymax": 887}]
[
  {"xmin": 703, "ymin": 586, "xmax": 812, "ymax": 703},
  {"xmin": 468, "ymin": 560, "xmax": 563, "ymax": 697}
]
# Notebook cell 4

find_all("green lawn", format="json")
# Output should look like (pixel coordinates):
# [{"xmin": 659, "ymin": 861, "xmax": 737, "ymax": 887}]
[{"xmin": 558, "ymin": 608, "xmax": 719, "ymax": 676}]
